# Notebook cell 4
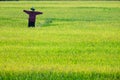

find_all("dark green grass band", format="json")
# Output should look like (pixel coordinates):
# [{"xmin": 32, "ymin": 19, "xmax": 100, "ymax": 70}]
[{"xmin": 0, "ymin": 71, "xmax": 119, "ymax": 80}]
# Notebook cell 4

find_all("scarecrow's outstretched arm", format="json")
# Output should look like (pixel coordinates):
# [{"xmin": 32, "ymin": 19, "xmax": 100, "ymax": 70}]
[
  {"xmin": 23, "ymin": 10, "xmax": 30, "ymax": 14},
  {"xmin": 35, "ymin": 11, "xmax": 43, "ymax": 15}
]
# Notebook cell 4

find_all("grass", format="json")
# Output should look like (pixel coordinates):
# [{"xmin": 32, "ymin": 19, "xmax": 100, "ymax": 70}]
[{"xmin": 0, "ymin": 1, "xmax": 120, "ymax": 80}]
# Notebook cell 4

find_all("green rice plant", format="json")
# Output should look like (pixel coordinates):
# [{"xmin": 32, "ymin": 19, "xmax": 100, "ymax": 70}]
[{"xmin": 39, "ymin": 18, "xmax": 53, "ymax": 27}]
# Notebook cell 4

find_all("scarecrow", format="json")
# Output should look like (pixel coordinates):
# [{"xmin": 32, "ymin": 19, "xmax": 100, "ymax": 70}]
[{"xmin": 23, "ymin": 7, "xmax": 43, "ymax": 27}]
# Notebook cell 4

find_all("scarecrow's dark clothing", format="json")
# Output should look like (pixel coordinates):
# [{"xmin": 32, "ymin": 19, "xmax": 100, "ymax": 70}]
[
  {"xmin": 23, "ymin": 10, "xmax": 43, "ymax": 27},
  {"xmin": 28, "ymin": 21, "xmax": 35, "ymax": 27}
]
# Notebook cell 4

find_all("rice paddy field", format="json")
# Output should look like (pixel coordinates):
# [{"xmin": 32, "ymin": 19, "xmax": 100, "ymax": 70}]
[{"xmin": 0, "ymin": 1, "xmax": 120, "ymax": 80}]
